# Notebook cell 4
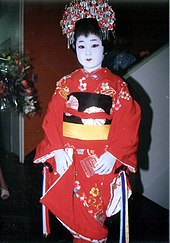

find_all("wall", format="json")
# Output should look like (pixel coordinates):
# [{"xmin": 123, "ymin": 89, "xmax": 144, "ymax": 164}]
[
  {"xmin": 0, "ymin": 1, "xmax": 21, "ymax": 155},
  {"xmin": 124, "ymin": 45, "xmax": 169, "ymax": 209},
  {"xmin": 24, "ymin": 2, "xmax": 79, "ymax": 155}
]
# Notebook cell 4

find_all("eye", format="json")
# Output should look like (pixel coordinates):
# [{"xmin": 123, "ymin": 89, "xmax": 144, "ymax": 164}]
[
  {"xmin": 92, "ymin": 44, "xmax": 99, "ymax": 48},
  {"xmin": 78, "ymin": 45, "xmax": 85, "ymax": 49}
]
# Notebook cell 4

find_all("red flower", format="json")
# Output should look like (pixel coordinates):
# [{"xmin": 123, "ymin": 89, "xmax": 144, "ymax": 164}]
[
  {"xmin": 21, "ymin": 80, "xmax": 28, "ymax": 88},
  {"xmin": 98, "ymin": 0, "xmax": 103, "ymax": 4},
  {"xmin": 25, "ymin": 87, "xmax": 32, "ymax": 94}
]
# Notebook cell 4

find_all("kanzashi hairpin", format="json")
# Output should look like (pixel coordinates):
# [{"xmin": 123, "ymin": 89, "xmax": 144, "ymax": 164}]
[{"xmin": 60, "ymin": 0, "xmax": 116, "ymax": 48}]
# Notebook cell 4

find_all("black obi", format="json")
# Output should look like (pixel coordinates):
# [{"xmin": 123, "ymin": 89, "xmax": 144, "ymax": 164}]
[{"xmin": 63, "ymin": 92, "xmax": 112, "ymax": 124}]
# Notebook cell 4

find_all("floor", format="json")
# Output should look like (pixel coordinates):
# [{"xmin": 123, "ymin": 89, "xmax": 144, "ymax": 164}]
[{"xmin": 0, "ymin": 150, "xmax": 169, "ymax": 243}]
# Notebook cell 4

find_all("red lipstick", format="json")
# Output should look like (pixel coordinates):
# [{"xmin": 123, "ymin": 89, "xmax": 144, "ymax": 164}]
[{"xmin": 86, "ymin": 58, "xmax": 92, "ymax": 61}]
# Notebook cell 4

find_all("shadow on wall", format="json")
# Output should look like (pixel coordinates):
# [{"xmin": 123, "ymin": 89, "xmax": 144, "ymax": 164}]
[{"xmin": 125, "ymin": 76, "xmax": 153, "ymax": 195}]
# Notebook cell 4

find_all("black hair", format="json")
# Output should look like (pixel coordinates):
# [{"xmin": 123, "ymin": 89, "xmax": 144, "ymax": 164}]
[{"xmin": 71, "ymin": 18, "xmax": 114, "ymax": 54}]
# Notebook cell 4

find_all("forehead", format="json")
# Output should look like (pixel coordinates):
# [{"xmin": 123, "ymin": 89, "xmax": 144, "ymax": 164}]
[{"xmin": 76, "ymin": 34, "xmax": 102, "ymax": 43}]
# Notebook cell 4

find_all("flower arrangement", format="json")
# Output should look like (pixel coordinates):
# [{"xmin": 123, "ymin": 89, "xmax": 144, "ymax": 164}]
[{"xmin": 0, "ymin": 50, "xmax": 40, "ymax": 116}]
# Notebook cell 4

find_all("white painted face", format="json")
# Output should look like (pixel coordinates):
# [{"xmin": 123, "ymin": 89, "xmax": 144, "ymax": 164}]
[{"xmin": 76, "ymin": 34, "xmax": 104, "ymax": 73}]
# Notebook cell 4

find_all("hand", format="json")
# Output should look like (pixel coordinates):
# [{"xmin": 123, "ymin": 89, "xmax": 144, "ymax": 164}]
[
  {"xmin": 54, "ymin": 149, "xmax": 73, "ymax": 176},
  {"xmin": 94, "ymin": 151, "xmax": 116, "ymax": 175}
]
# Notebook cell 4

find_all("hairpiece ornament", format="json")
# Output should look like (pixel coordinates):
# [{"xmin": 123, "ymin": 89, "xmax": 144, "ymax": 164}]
[{"xmin": 60, "ymin": 0, "xmax": 116, "ymax": 48}]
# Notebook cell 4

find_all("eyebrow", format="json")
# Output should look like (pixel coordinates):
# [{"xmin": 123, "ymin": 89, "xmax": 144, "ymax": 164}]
[
  {"xmin": 90, "ymin": 39, "xmax": 98, "ymax": 42},
  {"xmin": 78, "ymin": 38, "xmax": 98, "ymax": 43}
]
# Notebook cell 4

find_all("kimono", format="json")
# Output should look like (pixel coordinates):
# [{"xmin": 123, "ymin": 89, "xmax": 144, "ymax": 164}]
[{"xmin": 33, "ymin": 67, "xmax": 141, "ymax": 242}]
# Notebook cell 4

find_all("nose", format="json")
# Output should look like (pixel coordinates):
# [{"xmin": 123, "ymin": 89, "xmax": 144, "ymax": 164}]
[{"xmin": 85, "ymin": 46, "xmax": 91, "ymax": 56}]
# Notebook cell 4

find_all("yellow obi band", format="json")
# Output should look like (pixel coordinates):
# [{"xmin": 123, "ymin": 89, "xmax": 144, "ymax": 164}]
[{"xmin": 63, "ymin": 122, "xmax": 110, "ymax": 140}]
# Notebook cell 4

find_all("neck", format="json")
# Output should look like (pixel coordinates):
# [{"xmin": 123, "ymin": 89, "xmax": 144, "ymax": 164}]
[{"xmin": 83, "ymin": 65, "xmax": 102, "ymax": 73}]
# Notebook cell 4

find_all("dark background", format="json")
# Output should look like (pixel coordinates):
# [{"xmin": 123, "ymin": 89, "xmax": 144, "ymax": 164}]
[{"xmin": 111, "ymin": 1, "xmax": 169, "ymax": 55}]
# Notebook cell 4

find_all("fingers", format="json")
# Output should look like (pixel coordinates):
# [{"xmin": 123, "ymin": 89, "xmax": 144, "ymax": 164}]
[
  {"xmin": 57, "ymin": 157, "xmax": 67, "ymax": 176},
  {"xmin": 55, "ymin": 151, "xmax": 73, "ymax": 176},
  {"xmin": 94, "ymin": 151, "xmax": 116, "ymax": 175},
  {"xmin": 94, "ymin": 163, "xmax": 111, "ymax": 175},
  {"xmin": 94, "ymin": 159, "xmax": 107, "ymax": 175},
  {"xmin": 94, "ymin": 153, "xmax": 114, "ymax": 175}
]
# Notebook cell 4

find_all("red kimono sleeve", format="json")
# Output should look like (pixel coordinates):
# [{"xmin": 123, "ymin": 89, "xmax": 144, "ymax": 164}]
[
  {"xmin": 34, "ymin": 92, "xmax": 65, "ymax": 164},
  {"xmin": 107, "ymin": 80, "xmax": 141, "ymax": 173}
]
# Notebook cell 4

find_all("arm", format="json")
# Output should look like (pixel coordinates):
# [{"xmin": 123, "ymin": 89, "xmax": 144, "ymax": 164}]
[
  {"xmin": 107, "ymin": 79, "xmax": 141, "ymax": 173},
  {"xmin": 34, "ymin": 77, "xmax": 74, "ymax": 174},
  {"xmin": 34, "ymin": 78, "xmax": 68, "ymax": 164},
  {"xmin": 95, "ymin": 78, "xmax": 141, "ymax": 175}
]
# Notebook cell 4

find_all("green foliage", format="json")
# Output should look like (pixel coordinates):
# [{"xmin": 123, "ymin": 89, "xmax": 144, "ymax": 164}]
[{"xmin": 0, "ymin": 50, "xmax": 40, "ymax": 116}]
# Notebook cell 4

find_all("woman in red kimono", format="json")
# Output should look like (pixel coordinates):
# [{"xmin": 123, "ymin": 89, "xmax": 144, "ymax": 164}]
[{"xmin": 34, "ymin": 1, "xmax": 141, "ymax": 243}]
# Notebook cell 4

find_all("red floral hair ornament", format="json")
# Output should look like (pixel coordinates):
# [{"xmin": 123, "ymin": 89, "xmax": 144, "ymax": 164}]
[{"xmin": 60, "ymin": 0, "xmax": 116, "ymax": 48}]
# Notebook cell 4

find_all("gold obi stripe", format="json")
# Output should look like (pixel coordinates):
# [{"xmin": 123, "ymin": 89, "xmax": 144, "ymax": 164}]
[{"xmin": 63, "ymin": 121, "xmax": 110, "ymax": 140}]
